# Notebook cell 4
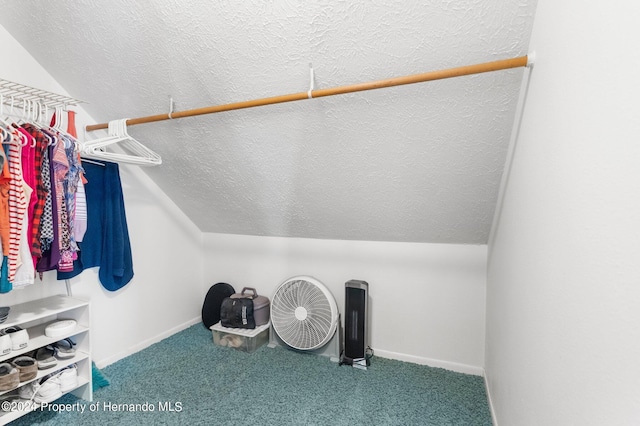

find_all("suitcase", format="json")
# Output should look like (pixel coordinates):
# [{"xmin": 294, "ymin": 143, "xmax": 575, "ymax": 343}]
[{"xmin": 230, "ymin": 287, "xmax": 270, "ymax": 326}]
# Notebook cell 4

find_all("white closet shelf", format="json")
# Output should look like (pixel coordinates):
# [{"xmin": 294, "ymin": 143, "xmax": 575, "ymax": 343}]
[
  {"xmin": 0, "ymin": 78, "xmax": 83, "ymax": 108},
  {"xmin": 0, "ymin": 295, "xmax": 88, "ymax": 329}
]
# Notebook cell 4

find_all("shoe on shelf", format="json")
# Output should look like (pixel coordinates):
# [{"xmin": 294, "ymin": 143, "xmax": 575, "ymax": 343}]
[
  {"xmin": 18, "ymin": 372, "xmax": 62, "ymax": 404},
  {"xmin": 52, "ymin": 338, "xmax": 76, "ymax": 360},
  {"xmin": 58, "ymin": 364, "xmax": 78, "ymax": 392},
  {"xmin": 0, "ymin": 334, "xmax": 11, "ymax": 356},
  {"xmin": 11, "ymin": 356, "xmax": 37, "ymax": 382},
  {"xmin": 0, "ymin": 362, "xmax": 19, "ymax": 391},
  {"xmin": 0, "ymin": 307, "xmax": 9, "ymax": 325},
  {"xmin": 1, "ymin": 326, "xmax": 29, "ymax": 351},
  {"xmin": 33, "ymin": 346, "xmax": 57, "ymax": 370}
]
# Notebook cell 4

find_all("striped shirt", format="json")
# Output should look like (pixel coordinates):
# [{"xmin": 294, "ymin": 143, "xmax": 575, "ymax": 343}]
[{"xmin": 7, "ymin": 133, "xmax": 27, "ymax": 283}]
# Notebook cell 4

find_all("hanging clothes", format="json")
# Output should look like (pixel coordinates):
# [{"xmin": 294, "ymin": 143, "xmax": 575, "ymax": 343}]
[
  {"xmin": 0, "ymin": 107, "xmax": 134, "ymax": 293},
  {"xmin": 13, "ymin": 182, "xmax": 34, "ymax": 288},
  {"xmin": 67, "ymin": 109, "xmax": 88, "ymax": 243},
  {"xmin": 57, "ymin": 160, "xmax": 133, "ymax": 291},
  {"xmin": 0, "ymin": 139, "xmax": 11, "ymax": 294},
  {"xmin": 51, "ymin": 138, "xmax": 72, "ymax": 271},
  {"xmin": 18, "ymin": 127, "xmax": 36, "ymax": 264},
  {"xmin": 22, "ymin": 123, "xmax": 48, "ymax": 263},
  {"xmin": 96, "ymin": 161, "xmax": 133, "ymax": 291},
  {"xmin": 36, "ymin": 142, "xmax": 62, "ymax": 273},
  {"xmin": 74, "ymin": 180, "xmax": 87, "ymax": 242},
  {"xmin": 38, "ymin": 131, "xmax": 55, "ymax": 253},
  {"xmin": 6, "ymin": 132, "xmax": 27, "ymax": 284},
  {"xmin": 0, "ymin": 147, "xmax": 11, "ymax": 258},
  {"xmin": 64, "ymin": 135, "xmax": 82, "ymax": 255}
]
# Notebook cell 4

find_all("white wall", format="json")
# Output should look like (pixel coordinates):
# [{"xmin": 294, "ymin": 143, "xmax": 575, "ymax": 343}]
[
  {"xmin": 204, "ymin": 233, "xmax": 487, "ymax": 374},
  {"xmin": 0, "ymin": 25, "xmax": 204, "ymax": 367},
  {"xmin": 485, "ymin": 1, "xmax": 640, "ymax": 425}
]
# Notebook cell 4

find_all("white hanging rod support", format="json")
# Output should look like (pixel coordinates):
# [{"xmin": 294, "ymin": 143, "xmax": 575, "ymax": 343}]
[
  {"xmin": 168, "ymin": 96, "xmax": 175, "ymax": 119},
  {"xmin": 0, "ymin": 78, "xmax": 84, "ymax": 109},
  {"xmin": 86, "ymin": 55, "xmax": 530, "ymax": 132},
  {"xmin": 308, "ymin": 63, "xmax": 315, "ymax": 99}
]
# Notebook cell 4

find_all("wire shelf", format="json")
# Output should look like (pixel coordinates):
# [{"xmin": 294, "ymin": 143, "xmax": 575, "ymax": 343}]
[{"xmin": 0, "ymin": 78, "xmax": 83, "ymax": 108}]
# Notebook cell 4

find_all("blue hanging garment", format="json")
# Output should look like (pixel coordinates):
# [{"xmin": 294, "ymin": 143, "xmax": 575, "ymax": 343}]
[{"xmin": 58, "ymin": 160, "xmax": 133, "ymax": 291}]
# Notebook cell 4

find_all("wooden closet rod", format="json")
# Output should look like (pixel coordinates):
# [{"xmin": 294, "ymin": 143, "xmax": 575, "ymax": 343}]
[{"xmin": 86, "ymin": 55, "xmax": 530, "ymax": 132}]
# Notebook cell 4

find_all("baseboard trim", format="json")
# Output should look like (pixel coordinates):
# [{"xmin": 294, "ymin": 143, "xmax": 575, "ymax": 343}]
[
  {"xmin": 373, "ymin": 348, "xmax": 484, "ymax": 376},
  {"xmin": 95, "ymin": 316, "xmax": 201, "ymax": 369},
  {"xmin": 483, "ymin": 368, "xmax": 498, "ymax": 426},
  {"xmin": 94, "ymin": 321, "xmax": 485, "ymax": 377}
]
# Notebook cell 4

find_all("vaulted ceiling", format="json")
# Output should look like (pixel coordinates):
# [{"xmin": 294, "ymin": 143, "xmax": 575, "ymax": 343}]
[{"xmin": 0, "ymin": 1, "xmax": 537, "ymax": 244}]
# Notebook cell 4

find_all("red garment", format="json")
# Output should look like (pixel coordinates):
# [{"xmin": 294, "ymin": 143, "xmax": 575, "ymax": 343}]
[
  {"xmin": 22, "ymin": 124, "xmax": 47, "ymax": 262},
  {"xmin": 0, "ymin": 151, "xmax": 11, "ymax": 257},
  {"xmin": 67, "ymin": 111, "xmax": 77, "ymax": 138}
]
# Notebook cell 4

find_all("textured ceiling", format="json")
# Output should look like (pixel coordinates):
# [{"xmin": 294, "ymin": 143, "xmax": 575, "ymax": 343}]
[{"xmin": 0, "ymin": 0, "xmax": 537, "ymax": 244}]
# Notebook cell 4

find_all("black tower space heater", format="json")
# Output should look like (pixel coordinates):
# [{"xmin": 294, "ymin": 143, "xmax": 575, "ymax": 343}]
[{"xmin": 343, "ymin": 280, "xmax": 369, "ymax": 370}]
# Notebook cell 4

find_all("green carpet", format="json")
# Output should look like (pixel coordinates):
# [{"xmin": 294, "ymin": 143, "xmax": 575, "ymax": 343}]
[{"xmin": 8, "ymin": 324, "xmax": 491, "ymax": 425}]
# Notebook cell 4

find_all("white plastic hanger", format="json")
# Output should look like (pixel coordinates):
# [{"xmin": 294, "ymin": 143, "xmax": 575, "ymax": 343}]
[
  {"xmin": 52, "ymin": 105, "xmax": 68, "ymax": 132},
  {"xmin": 79, "ymin": 119, "xmax": 162, "ymax": 166},
  {"xmin": 0, "ymin": 96, "xmax": 21, "ymax": 146},
  {"xmin": 3, "ymin": 97, "xmax": 28, "ymax": 146},
  {"xmin": 49, "ymin": 105, "xmax": 85, "ymax": 151},
  {"xmin": 23, "ymin": 100, "xmax": 37, "ymax": 147},
  {"xmin": 0, "ymin": 95, "xmax": 9, "ymax": 142}
]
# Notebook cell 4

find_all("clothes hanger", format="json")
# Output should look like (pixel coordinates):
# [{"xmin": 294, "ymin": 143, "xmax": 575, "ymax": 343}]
[
  {"xmin": 80, "ymin": 158, "xmax": 106, "ymax": 167},
  {"xmin": 0, "ymin": 96, "xmax": 25, "ymax": 146},
  {"xmin": 67, "ymin": 108, "xmax": 104, "ymax": 167},
  {"xmin": 35, "ymin": 104, "xmax": 56, "ymax": 147},
  {"xmin": 0, "ymin": 95, "xmax": 9, "ymax": 142},
  {"xmin": 80, "ymin": 118, "xmax": 162, "ymax": 166},
  {"xmin": 16, "ymin": 98, "xmax": 28, "ymax": 125},
  {"xmin": 48, "ymin": 105, "xmax": 81, "ymax": 149},
  {"xmin": 13, "ymin": 99, "xmax": 37, "ymax": 147},
  {"xmin": 23, "ymin": 100, "xmax": 37, "ymax": 147}
]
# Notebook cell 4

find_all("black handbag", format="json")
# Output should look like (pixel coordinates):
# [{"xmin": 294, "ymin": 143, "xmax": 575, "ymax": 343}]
[{"xmin": 220, "ymin": 297, "xmax": 256, "ymax": 329}]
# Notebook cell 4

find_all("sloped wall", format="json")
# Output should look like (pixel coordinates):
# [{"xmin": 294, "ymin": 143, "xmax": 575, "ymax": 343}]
[
  {"xmin": 0, "ymin": 25, "xmax": 204, "ymax": 367},
  {"xmin": 485, "ymin": 1, "xmax": 640, "ymax": 424}
]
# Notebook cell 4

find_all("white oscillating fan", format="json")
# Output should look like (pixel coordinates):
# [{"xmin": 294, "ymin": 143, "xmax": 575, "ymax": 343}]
[{"xmin": 269, "ymin": 276, "xmax": 341, "ymax": 360}]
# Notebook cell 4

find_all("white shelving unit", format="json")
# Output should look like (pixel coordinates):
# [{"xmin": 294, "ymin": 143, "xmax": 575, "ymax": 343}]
[{"xmin": 0, "ymin": 295, "xmax": 92, "ymax": 425}]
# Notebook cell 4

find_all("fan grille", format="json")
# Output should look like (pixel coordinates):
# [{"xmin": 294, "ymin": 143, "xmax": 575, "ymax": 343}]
[{"xmin": 271, "ymin": 277, "xmax": 338, "ymax": 350}]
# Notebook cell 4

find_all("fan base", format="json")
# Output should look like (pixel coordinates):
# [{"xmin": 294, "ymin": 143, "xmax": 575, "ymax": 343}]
[{"xmin": 268, "ymin": 314, "xmax": 342, "ymax": 362}]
